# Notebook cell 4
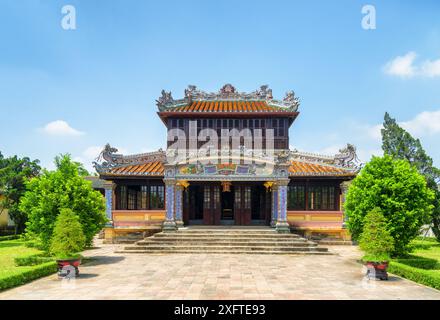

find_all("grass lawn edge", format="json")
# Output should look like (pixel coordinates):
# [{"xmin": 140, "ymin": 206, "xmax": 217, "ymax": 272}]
[
  {"xmin": 388, "ymin": 261, "xmax": 440, "ymax": 291},
  {"xmin": 0, "ymin": 261, "xmax": 58, "ymax": 292}
]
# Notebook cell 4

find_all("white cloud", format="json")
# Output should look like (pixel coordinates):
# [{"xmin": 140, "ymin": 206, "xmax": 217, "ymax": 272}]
[
  {"xmin": 401, "ymin": 110, "xmax": 440, "ymax": 136},
  {"xmin": 42, "ymin": 120, "xmax": 84, "ymax": 136},
  {"xmin": 83, "ymin": 146, "xmax": 103, "ymax": 160},
  {"xmin": 420, "ymin": 58, "xmax": 440, "ymax": 77},
  {"xmin": 365, "ymin": 124, "xmax": 382, "ymax": 140},
  {"xmin": 384, "ymin": 52, "xmax": 440, "ymax": 78},
  {"xmin": 356, "ymin": 148, "xmax": 383, "ymax": 163},
  {"xmin": 383, "ymin": 52, "xmax": 417, "ymax": 78},
  {"xmin": 289, "ymin": 144, "xmax": 340, "ymax": 155},
  {"xmin": 314, "ymin": 145, "xmax": 342, "ymax": 156},
  {"xmin": 354, "ymin": 109, "xmax": 440, "ymax": 143}
]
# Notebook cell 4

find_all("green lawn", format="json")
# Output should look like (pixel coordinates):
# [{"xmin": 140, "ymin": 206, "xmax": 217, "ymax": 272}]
[
  {"xmin": 0, "ymin": 239, "xmax": 57, "ymax": 291},
  {"xmin": 389, "ymin": 238, "xmax": 440, "ymax": 290},
  {"xmin": 0, "ymin": 239, "xmax": 41, "ymax": 274},
  {"xmin": 411, "ymin": 238, "xmax": 440, "ymax": 260}
]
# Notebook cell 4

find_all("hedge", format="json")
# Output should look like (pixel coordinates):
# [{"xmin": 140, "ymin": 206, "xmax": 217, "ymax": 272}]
[
  {"xmin": 0, "ymin": 235, "xmax": 19, "ymax": 242},
  {"xmin": 0, "ymin": 262, "xmax": 58, "ymax": 291},
  {"xmin": 394, "ymin": 258, "xmax": 439, "ymax": 270},
  {"xmin": 388, "ymin": 261, "xmax": 440, "ymax": 291},
  {"xmin": 14, "ymin": 254, "xmax": 55, "ymax": 266}
]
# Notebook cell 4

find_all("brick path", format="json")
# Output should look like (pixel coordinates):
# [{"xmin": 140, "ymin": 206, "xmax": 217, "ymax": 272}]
[{"xmin": 1, "ymin": 240, "xmax": 439, "ymax": 300}]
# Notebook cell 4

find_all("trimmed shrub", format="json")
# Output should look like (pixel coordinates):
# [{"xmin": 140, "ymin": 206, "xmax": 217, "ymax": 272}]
[
  {"xmin": 14, "ymin": 254, "xmax": 54, "ymax": 266},
  {"xmin": 359, "ymin": 208, "xmax": 394, "ymax": 262},
  {"xmin": 389, "ymin": 262, "xmax": 440, "ymax": 291},
  {"xmin": 394, "ymin": 257, "xmax": 439, "ymax": 270},
  {"xmin": 50, "ymin": 208, "xmax": 85, "ymax": 259},
  {"xmin": 0, "ymin": 262, "xmax": 57, "ymax": 291},
  {"xmin": 0, "ymin": 235, "xmax": 19, "ymax": 242}
]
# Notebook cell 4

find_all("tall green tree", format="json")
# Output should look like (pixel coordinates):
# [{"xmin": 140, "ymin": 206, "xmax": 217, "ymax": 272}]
[
  {"xmin": 381, "ymin": 112, "xmax": 440, "ymax": 240},
  {"xmin": 20, "ymin": 154, "xmax": 106, "ymax": 250},
  {"xmin": 345, "ymin": 155, "xmax": 434, "ymax": 255},
  {"xmin": 73, "ymin": 161, "xmax": 91, "ymax": 177},
  {"xmin": 0, "ymin": 152, "xmax": 41, "ymax": 233}
]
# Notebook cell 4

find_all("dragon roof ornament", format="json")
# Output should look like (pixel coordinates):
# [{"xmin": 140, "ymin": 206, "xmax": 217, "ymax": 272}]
[
  {"xmin": 290, "ymin": 143, "xmax": 363, "ymax": 171},
  {"xmin": 93, "ymin": 143, "xmax": 166, "ymax": 173},
  {"xmin": 156, "ymin": 84, "xmax": 300, "ymax": 111}
]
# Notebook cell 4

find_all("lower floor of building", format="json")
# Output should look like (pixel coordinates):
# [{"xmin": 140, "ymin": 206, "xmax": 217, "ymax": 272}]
[
  {"xmin": 183, "ymin": 183, "xmax": 271, "ymax": 226},
  {"xmin": 99, "ymin": 178, "xmax": 352, "ymax": 242}
]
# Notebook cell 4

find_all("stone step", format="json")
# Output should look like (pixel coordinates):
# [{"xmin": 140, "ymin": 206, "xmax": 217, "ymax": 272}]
[
  {"xmin": 316, "ymin": 239, "xmax": 354, "ymax": 245},
  {"xmin": 136, "ymin": 239, "xmax": 318, "ymax": 247},
  {"xmin": 116, "ymin": 249, "xmax": 331, "ymax": 255},
  {"xmin": 140, "ymin": 236, "xmax": 307, "ymax": 242},
  {"xmin": 153, "ymin": 233, "xmax": 300, "ymax": 239},
  {"xmin": 117, "ymin": 227, "xmax": 329, "ymax": 255},
  {"xmin": 174, "ymin": 229, "xmax": 279, "ymax": 233},
  {"xmin": 124, "ymin": 244, "xmax": 327, "ymax": 252},
  {"xmin": 116, "ymin": 239, "xmax": 139, "ymax": 244},
  {"xmin": 163, "ymin": 230, "xmax": 287, "ymax": 233}
]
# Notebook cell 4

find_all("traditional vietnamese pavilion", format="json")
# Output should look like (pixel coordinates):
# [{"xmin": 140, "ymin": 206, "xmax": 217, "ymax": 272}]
[{"xmin": 94, "ymin": 84, "xmax": 360, "ymax": 243}]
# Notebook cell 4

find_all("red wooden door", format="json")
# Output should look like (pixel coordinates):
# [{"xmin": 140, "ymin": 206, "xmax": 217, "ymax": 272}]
[
  {"xmin": 213, "ymin": 186, "xmax": 221, "ymax": 225},
  {"xmin": 203, "ymin": 186, "xmax": 221, "ymax": 225},
  {"xmin": 234, "ymin": 186, "xmax": 252, "ymax": 225}
]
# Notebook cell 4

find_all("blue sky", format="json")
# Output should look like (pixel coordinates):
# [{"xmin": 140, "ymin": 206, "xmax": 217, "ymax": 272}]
[{"xmin": 1, "ymin": 0, "xmax": 440, "ymax": 171}]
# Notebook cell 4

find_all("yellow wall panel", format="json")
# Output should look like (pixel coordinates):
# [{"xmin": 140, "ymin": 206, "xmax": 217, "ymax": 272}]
[
  {"xmin": 310, "ymin": 215, "xmax": 341, "ymax": 222},
  {"xmin": 287, "ymin": 215, "xmax": 305, "ymax": 221},
  {"xmin": 113, "ymin": 215, "xmax": 144, "ymax": 222},
  {"xmin": 150, "ymin": 215, "xmax": 166, "ymax": 220}
]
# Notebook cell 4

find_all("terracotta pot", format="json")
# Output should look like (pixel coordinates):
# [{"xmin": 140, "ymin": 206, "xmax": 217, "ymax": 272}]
[
  {"xmin": 365, "ymin": 261, "xmax": 389, "ymax": 280},
  {"xmin": 56, "ymin": 258, "xmax": 81, "ymax": 278}
]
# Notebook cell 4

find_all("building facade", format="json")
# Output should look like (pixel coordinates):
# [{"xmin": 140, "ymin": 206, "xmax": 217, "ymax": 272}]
[
  {"xmin": 0, "ymin": 193, "xmax": 15, "ymax": 231},
  {"xmin": 95, "ymin": 84, "xmax": 360, "ymax": 242}
]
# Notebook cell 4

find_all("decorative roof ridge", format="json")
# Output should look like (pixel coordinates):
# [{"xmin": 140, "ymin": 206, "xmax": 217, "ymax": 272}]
[
  {"xmin": 156, "ymin": 84, "xmax": 300, "ymax": 112},
  {"xmin": 291, "ymin": 150, "xmax": 335, "ymax": 160},
  {"xmin": 93, "ymin": 144, "xmax": 166, "ymax": 174},
  {"xmin": 290, "ymin": 144, "xmax": 363, "ymax": 171},
  {"xmin": 120, "ymin": 150, "xmax": 166, "ymax": 161}
]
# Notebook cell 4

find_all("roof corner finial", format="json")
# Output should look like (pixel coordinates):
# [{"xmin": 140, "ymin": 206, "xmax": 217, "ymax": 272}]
[
  {"xmin": 219, "ymin": 84, "xmax": 236, "ymax": 95},
  {"xmin": 283, "ymin": 90, "xmax": 300, "ymax": 110},
  {"xmin": 257, "ymin": 85, "xmax": 273, "ymax": 99},
  {"xmin": 184, "ymin": 85, "xmax": 197, "ymax": 104},
  {"xmin": 156, "ymin": 90, "xmax": 174, "ymax": 108}
]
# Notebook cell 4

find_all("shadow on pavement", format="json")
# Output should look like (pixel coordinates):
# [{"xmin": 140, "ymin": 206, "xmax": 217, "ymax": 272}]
[{"xmin": 82, "ymin": 256, "xmax": 125, "ymax": 266}]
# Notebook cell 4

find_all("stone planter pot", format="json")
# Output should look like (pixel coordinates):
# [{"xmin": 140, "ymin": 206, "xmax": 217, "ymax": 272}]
[
  {"xmin": 365, "ymin": 261, "xmax": 389, "ymax": 280},
  {"xmin": 56, "ymin": 258, "xmax": 81, "ymax": 279}
]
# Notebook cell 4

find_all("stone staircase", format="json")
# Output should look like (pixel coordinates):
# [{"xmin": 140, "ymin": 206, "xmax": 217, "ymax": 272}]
[{"xmin": 117, "ymin": 227, "xmax": 330, "ymax": 255}]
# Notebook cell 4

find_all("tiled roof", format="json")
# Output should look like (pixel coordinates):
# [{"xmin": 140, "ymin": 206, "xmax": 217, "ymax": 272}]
[
  {"xmin": 289, "ymin": 161, "xmax": 355, "ymax": 176},
  {"xmin": 164, "ymin": 101, "xmax": 291, "ymax": 113},
  {"xmin": 106, "ymin": 161, "xmax": 164, "ymax": 176},
  {"xmin": 84, "ymin": 176, "xmax": 106, "ymax": 189},
  {"xmin": 101, "ymin": 160, "xmax": 354, "ymax": 177}
]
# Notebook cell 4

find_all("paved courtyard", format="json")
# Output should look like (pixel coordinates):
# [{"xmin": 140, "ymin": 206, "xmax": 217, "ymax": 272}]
[{"xmin": 1, "ymin": 240, "xmax": 440, "ymax": 300}]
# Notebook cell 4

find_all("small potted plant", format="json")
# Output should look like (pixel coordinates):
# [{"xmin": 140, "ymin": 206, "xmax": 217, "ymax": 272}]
[
  {"xmin": 50, "ymin": 208, "xmax": 86, "ymax": 278},
  {"xmin": 359, "ymin": 207, "xmax": 395, "ymax": 281}
]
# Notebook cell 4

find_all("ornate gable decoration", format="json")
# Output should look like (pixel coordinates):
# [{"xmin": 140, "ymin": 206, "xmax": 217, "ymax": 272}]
[
  {"xmin": 290, "ymin": 143, "xmax": 363, "ymax": 172},
  {"xmin": 156, "ymin": 84, "xmax": 300, "ymax": 111},
  {"xmin": 93, "ymin": 143, "xmax": 166, "ymax": 174}
]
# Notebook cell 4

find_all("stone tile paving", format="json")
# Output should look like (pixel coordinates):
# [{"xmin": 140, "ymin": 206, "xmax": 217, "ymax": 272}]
[{"xmin": 0, "ymin": 240, "xmax": 440, "ymax": 300}]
